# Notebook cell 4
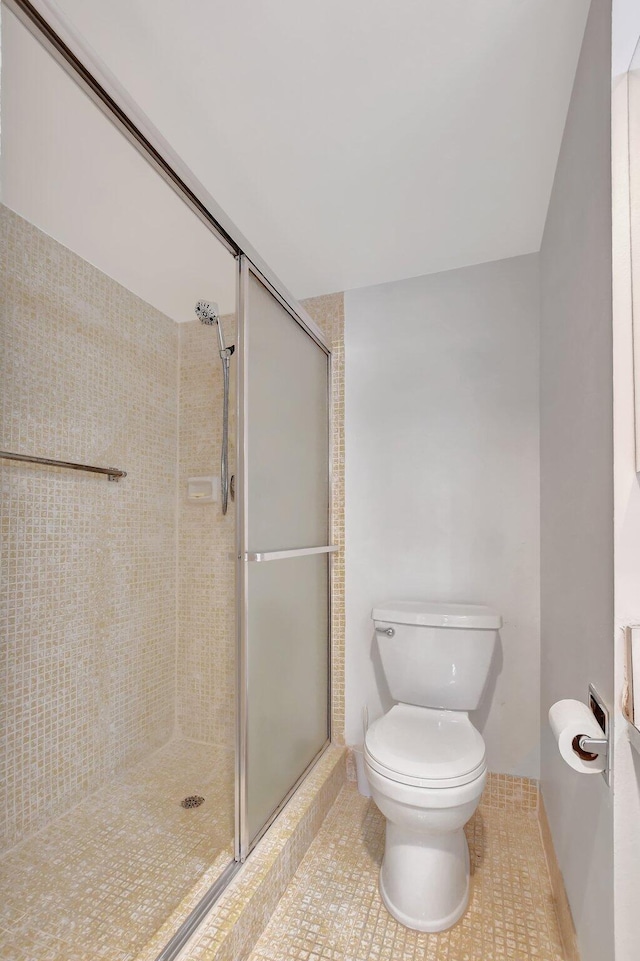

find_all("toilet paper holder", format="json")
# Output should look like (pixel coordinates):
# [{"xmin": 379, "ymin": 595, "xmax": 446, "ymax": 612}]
[
  {"xmin": 572, "ymin": 733, "xmax": 608, "ymax": 760},
  {"xmin": 572, "ymin": 685, "xmax": 610, "ymax": 785}
]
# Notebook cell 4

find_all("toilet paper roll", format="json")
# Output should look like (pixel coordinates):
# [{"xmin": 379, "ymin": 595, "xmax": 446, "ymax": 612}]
[{"xmin": 549, "ymin": 699, "xmax": 606, "ymax": 774}]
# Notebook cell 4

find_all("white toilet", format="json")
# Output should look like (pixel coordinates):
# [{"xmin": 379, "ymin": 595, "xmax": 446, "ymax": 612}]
[{"xmin": 364, "ymin": 600, "xmax": 501, "ymax": 933}]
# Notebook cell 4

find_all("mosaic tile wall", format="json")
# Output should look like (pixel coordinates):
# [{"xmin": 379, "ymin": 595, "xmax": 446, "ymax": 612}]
[
  {"xmin": 177, "ymin": 317, "xmax": 237, "ymax": 747},
  {"xmin": 0, "ymin": 204, "xmax": 178, "ymax": 852},
  {"xmin": 480, "ymin": 771, "xmax": 539, "ymax": 811},
  {"xmin": 302, "ymin": 293, "xmax": 345, "ymax": 745}
]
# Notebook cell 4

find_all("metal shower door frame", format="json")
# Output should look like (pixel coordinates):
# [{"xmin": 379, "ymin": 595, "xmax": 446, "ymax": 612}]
[{"xmin": 235, "ymin": 255, "xmax": 334, "ymax": 863}]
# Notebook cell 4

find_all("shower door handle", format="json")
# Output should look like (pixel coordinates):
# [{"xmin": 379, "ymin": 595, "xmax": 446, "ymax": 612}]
[{"xmin": 245, "ymin": 546, "xmax": 338, "ymax": 562}]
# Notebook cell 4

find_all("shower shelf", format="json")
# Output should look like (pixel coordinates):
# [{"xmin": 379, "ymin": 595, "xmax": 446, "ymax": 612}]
[{"xmin": 0, "ymin": 450, "xmax": 127, "ymax": 481}]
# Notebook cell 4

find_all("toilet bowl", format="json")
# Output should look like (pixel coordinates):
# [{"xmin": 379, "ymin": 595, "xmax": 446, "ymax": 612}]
[
  {"xmin": 366, "ymin": 600, "xmax": 501, "ymax": 932},
  {"xmin": 365, "ymin": 704, "xmax": 487, "ymax": 931}
]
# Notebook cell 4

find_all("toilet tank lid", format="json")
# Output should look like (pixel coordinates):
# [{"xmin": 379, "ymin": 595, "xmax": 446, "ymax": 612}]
[{"xmin": 372, "ymin": 600, "xmax": 502, "ymax": 630}]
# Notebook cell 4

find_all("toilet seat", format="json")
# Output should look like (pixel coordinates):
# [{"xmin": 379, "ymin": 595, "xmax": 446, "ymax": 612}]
[
  {"xmin": 365, "ymin": 703, "xmax": 486, "ymax": 789},
  {"xmin": 365, "ymin": 751, "xmax": 486, "ymax": 789}
]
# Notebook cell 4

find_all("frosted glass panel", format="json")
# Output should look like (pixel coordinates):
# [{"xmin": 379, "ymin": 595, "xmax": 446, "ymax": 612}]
[
  {"xmin": 243, "ymin": 267, "xmax": 331, "ymax": 846},
  {"xmin": 246, "ymin": 273, "xmax": 329, "ymax": 552},
  {"xmin": 247, "ymin": 554, "xmax": 329, "ymax": 841}
]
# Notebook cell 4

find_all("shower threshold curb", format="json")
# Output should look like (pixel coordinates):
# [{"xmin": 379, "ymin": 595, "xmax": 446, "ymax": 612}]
[{"xmin": 135, "ymin": 744, "xmax": 346, "ymax": 961}]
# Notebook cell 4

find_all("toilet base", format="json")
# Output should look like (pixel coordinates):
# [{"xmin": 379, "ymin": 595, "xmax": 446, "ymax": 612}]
[{"xmin": 378, "ymin": 822, "xmax": 471, "ymax": 932}]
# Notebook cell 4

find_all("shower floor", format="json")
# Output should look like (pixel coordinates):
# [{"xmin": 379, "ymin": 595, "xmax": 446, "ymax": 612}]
[{"xmin": 0, "ymin": 739, "xmax": 234, "ymax": 961}]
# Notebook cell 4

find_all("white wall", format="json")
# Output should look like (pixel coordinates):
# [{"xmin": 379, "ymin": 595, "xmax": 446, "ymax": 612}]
[
  {"xmin": 612, "ymin": 3, "xmax": 640, "ymax": 957},
  {"xmin": 0, "ymin": 8, "xmax": 236, "ymax": 320},
  {"xmin": 345, "ymin": 253, "xmax": 540, "ymax": 777},
  {"xmin": 539, "ymin": 2, "xmax": 614, "ymax": 959},
  {"xmin": 48, "ymin": 0, "xmax": 589, "ymax": 300}
]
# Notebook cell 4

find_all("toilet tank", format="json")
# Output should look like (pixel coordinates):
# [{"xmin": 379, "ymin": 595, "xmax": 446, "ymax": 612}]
[{"xmin": 372, "ymin": 601, "xmax": 501, "ymax": 711}]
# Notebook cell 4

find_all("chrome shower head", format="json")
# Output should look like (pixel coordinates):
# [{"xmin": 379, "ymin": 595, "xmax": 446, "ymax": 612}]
[
  {"xmin": 195, "ymin": 300, "xmax": 219, "ymax": 325},
  {"xmin": 195, "ymin": 299, "xmax": 234, "ymax": 361}
]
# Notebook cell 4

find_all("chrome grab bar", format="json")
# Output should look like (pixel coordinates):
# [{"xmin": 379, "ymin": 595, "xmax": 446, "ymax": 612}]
[
  {"xmin": 0, "ymin": 450, "xmax": 126, "ymax": 481},
  {"xmin": 246, "ymin": 546, "xmax": 338, "ymax": 563}
]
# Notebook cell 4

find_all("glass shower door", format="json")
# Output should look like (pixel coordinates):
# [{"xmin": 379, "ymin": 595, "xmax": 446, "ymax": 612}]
[{"xmin": 237, "ymin": 257, "xmax": 332, "ymax": 856}]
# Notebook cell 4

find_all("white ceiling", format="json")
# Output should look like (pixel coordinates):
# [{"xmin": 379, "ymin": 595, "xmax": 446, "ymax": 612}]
[
  {"xmin": 7, "ymin": 0, "xmax": 590, "ymax": 302},
  {"xmin": 1, "ymin": 8, "xmax": 237, "ymax": 322}
]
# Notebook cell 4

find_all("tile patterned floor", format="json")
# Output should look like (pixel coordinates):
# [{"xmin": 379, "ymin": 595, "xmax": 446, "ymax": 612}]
[
  {"xmin": 248, "ymin": 784, "xmax": 566, "ymax": 961},
  {"xmin": 0, "ymin": 739, "xmax": 234, "ymax": 961}
]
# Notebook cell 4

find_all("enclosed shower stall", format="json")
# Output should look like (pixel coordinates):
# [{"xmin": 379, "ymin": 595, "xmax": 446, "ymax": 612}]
[{"xmin": 0, "ymin": 6, "xmax": 334, "ymax": 960}]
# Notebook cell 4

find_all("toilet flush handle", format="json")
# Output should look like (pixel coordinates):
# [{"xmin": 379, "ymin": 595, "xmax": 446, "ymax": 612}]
[{"xmin": 375, "ymin": 626, "xmax": 395, "ymax": 637}]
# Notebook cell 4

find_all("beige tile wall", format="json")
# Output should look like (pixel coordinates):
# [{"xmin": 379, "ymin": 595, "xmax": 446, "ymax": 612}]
[
  {"xmin": 302, "ymin": 293, "xmax": 345, "ymax": 745},
  {"xmin": 0, "ymin": 205, "xmax": 178, "ymax": 852},
  {"xmin": 177, "ymin": 317, "xmax": 236, "ymax": 747}
]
